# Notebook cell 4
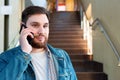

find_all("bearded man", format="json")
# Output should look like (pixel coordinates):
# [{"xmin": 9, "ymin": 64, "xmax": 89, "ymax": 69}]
[{"xmin": 0, "ymin": 6, "xmax": 77, "ymax": 80}]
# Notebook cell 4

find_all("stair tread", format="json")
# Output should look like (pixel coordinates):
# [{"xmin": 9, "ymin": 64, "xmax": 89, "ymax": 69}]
[
  {"xmin": 49, "ymin": 39, "xmax": 86, "ymax": 41},
  {"xmin": 49, "ymin": 42, "xmax": 86, "ymax": 44},
  {"xmin": 72, "ymin": 60, "xmax": 103, "ymax": 72},
  {"xmin": 72, "ymin": 60, "xmax": 102, "ymax": 63},
  {"xmin": 69, "ymin": 53, "xmax": 90, "ymax": 55},
  {"xmin": 49, "ymin": 31, "xmax": 83, "ymax": 34},
  {"xmin": 76, "ymin": 72, "xmax": 106, "ymax": 74},
  {"xmin": 69, "ymin": 54, "xmax": 93, "ymax": 61}
]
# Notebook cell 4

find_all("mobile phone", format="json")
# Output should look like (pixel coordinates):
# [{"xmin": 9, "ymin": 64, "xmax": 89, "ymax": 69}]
[{"xmin": 21, "ymin": 24, "xmax": 33, "ymax": 45}]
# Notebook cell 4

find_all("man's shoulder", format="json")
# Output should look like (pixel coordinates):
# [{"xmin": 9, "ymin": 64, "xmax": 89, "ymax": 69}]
[
  {"xmin": 1, "ymin": 46, "xmax": 20, "ymax": 53},
  {"xmin": 54, "ymin": 48, "xmax": 67, "ymax": 53},
  {"xmin": 0, "ymin": 46, "xmax": 21, "ymax": 58},
  {"xmin": 47, "ymin": 44, "xmax": 68, "ymax": 56}
]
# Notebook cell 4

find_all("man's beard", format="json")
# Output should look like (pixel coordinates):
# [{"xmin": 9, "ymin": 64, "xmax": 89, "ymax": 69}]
[{"xmin": 27, "ymin": 34, "xmax": 48, "ymax": 49}]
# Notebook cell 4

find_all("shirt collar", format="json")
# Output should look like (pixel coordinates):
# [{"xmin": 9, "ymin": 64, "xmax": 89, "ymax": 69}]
[{"xmin": 46, "ymin": 46, "xmax": 52, "ymax": 58}]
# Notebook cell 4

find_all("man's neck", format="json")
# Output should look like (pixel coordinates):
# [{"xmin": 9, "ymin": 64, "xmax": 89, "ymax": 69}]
[{"xmin": 31, "ymin": 48, "xmax": 45, "ymax": 53}]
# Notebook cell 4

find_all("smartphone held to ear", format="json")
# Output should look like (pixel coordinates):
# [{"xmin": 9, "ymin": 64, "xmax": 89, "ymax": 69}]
[
  {"xmin": 21, "ymin": 23, "xmax": 33, "ymax": 45},
  {"xmin": 21, "ymin": 24, "xmax": 27, "ymax": 28}
]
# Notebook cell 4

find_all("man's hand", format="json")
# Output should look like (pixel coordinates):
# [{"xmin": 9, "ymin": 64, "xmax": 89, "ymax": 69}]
[{"xmin": 19, "ymin": 27, "xmax": 34, "ymax": 53}]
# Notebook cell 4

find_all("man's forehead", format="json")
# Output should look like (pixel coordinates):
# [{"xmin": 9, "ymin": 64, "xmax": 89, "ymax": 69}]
[
  {"xmin": 30, "ymin": 22, "xmax": 49, "ymax": 25},
  {"xmin": 27, "ymin": 14, "xmax": 49, "ymax": 23}
]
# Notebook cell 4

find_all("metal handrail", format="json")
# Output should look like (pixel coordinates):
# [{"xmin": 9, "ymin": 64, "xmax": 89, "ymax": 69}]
[{"xmin": 90, "ymin": 18, "xmax": 120, "ymax": 66}]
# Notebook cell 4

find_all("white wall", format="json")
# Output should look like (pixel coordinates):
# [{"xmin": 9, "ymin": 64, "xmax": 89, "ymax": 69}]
[
  {"xmin": 8, "ymin": 0, "xmax": 24, "ymax": 49},
  {"xmin": 0, "ymin": 0, "xmax": 24, "ymax": 52},
  {"xmin": 0, "ymin": 0, "xmax": 4, "ymax": 52},
  {"xmin": 31, "ymin": 0, "xmax": 47, "ymax": 8}
]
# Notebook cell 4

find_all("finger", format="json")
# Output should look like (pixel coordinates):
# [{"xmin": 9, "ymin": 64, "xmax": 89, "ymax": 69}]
[
  {"xmin": 21, "ymin": 22, "xmax": 27, "ymax": 28},
  {"xmin": 20, "ymin": 27, "xmax": 35, "ymax": 38},
  {"xmin": 28, "ymin": 32, "xmax": 34, "ymax": 38}
]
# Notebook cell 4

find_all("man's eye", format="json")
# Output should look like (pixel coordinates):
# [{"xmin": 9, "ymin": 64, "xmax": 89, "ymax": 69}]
[
  {"xmin": 32, "ymin": 24, "xmax": 39, "ymax": 28},
  {"xmin": 43, "ymin": 25, "xmax": 49, "ymax": 28}
]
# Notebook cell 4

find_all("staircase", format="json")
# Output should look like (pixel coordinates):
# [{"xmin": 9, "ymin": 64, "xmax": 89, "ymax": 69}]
[{"xmin": 48, "ymin": 11, "xmax": 108, "ymax": 80}]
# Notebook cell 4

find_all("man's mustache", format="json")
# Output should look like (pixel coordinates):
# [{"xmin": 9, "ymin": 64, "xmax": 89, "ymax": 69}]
[{"xmin": 33, "ymin": 33, "xmax": 45, "ymax": 37}]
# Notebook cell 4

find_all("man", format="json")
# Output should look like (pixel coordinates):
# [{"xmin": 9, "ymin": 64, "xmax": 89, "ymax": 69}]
[{"xmin": 0, "ymin": 6, "xmax": 77, "ymax": 80}]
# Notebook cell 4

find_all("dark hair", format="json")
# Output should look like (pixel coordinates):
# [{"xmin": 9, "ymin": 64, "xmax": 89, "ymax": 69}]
[
  {"xmin": 20, "ymin": 6, "xmax": 50, "ymax": 33},
  {"xmin": 22, "ymin": 6, "xmax": 50, "ymax": 23}
]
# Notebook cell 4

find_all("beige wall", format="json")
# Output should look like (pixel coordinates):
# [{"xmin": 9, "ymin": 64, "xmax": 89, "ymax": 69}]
[
  {"xmin": 66, "ymin": 0, "xmax": 74, "ymax": 11},
  {"xmin": 0, "ymin": 0, "xmax": 4, "ymax": 52},
  {"xmin": 81, "ymin": 0, "xmax": 120, "ymax": 80}
]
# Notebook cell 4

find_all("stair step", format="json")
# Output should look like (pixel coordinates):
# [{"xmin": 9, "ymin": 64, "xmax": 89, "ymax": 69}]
[
  {"xmin": 49, "ymin": 35, "xmax": 83, "ymax": 39},
  {"xmin": 48, "ymin": 39, "xmax": 86, "ymax": 43},
  {"xmin": 69, "ymin": 54, "xmax": 93, "ymax": 61},
  {"xmin": 49, "ymin": 43, "xmax": 87, "ymax": 49},
  {"xmin": 64, "ymin": 48, "xmax": 88, "ymax": 54},
  {"xmin": 50, "ymin": 24, "xmax": 81, "ymax": 27},
  {"xmin": 50, "ymin": 27, "xmax": 82, "ymax": 31},
  {"xmin": 50, "ymin": 24, "xmax": 81, "ymax": 28},
  {"xmin": 72, "ymin": 60, "xmax": 103, "ymax": 72},
  {"xmin": 50, "ymin": 23, "xmax": 80, "ymax": 28},
  {"xmin": 50, "ymin": 11, "xmax": 80, "ymax": 20},
  {"xmin": 50, "ymin": 19, "xmax": 80, "ymax": 22},
  {"xmin": 50, "ymin": 21, "xmax": 80, "ymax": 24},
  {"xmin": 49, "ymin": 42, "xmax": 87, "ymax": 45},
  {"xmin": 76, "ymin": 72, "xmax": 108, "ymax": 80},
  {"xmin": 49, "ymin": 31, "xmax": 83, "ymax": 35},
  {"xmin": 49, "ymin": 41, "xmax": 86, "ymax": 45},
  {"xmin": 50, "ymin": 17, "xmax": 80, "ymax": 20},
  {"xmin": 49, "ymin": 31, "xmax": 83, "ymax": 36}
]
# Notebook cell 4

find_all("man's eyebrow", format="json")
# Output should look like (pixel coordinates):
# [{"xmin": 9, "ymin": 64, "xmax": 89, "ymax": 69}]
[
  {"xmin": 30, "ymin": 22, "xmax": 40, "ymax": 25},
  {"xmin": 30, "ymin": 22, "xmax": 49, "ymax": 26},
  {"xmin": 44, "ymin": 23, "xmax": 49, "ymax": 25},
  {"xmin": 31, "ymin": 22, "xmax": 39, "ymax": 24}
]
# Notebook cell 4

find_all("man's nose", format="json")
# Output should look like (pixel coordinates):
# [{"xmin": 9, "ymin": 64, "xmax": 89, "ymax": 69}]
[{"xmin": 37, "ymin": 26, "xmax": 44, "ymax": 34}]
